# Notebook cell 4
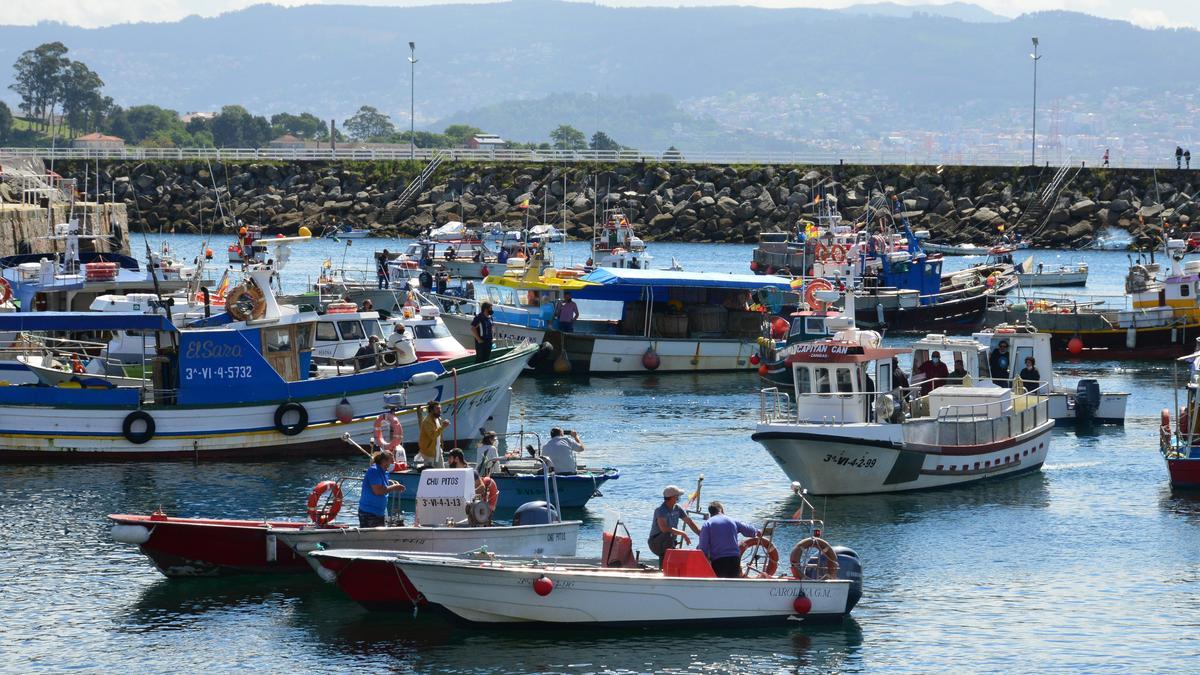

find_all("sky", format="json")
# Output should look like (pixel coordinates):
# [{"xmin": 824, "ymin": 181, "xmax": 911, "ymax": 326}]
[{"xmin": 3, "ymin": 0, "xmax": 1197, "ymax": 29}]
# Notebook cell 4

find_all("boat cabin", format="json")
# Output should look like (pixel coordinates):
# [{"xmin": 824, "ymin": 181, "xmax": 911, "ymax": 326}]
[
  {"xmin": 785, "ymin": 342, "xmax": 907, "ymax": 424},
  {"xmin": 312, "ymin": 309, "xmax": 386, "ymax": 363},
  {"xmin": 969, "ymin": 325, "xmax": 1053, "ymax": 389}
]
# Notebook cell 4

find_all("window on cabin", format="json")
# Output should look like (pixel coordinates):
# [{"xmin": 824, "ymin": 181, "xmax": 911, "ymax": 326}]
[
  {"xmin": 414, "ymin": 323, "xmax": 452, "ymax": 339},
  {"xmin": 263, "ymin": 327, "xmax": 291, "ymax": 353},
  {"xmin": 298, "ymin": 325, "xmax": 314, "ymax": 351},
  {"xmin": 815, "ymin": 367, "xmax": 832, "ymax": 395},
  {"xmin": 836, "ymin": 367, "xmax": 854, "ymax": 395},
  {"xmin": 797, "ymin": 366, "xmax": 812, "ymax": 394},
  {"xmin": 487, "ymin": 287, "xmax": 502, "ymax": 304},
  {"xmin": 805, "ymin": 318, "xmax": 825, "ymax": 335},
  {"xmin": 315, "ymin": 322, "xmax": 338, "ymax": 342},
  {"xmin": 1183, "ymin": 284, "xmax": 1191, "ymax": 297},
  {"xmin": 365, "ymin": 321, "xmax": 384, "ymax": 339},
  {"xmin": 339, "ymin": 321, "xmax": 365, "ymax": 341}
]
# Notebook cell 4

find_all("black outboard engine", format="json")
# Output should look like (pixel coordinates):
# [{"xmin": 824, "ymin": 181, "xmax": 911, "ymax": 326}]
[
  {"xmin": 802, "ymin": 546, "xmax": 863, "ymax": 612},
  {"xmin": 1075, "ymin": 379, "xmax": 1101, "ymax": 421},
  {"xmin": 512, "ymin": 500, "xmax": 559, "ymax": 526}
]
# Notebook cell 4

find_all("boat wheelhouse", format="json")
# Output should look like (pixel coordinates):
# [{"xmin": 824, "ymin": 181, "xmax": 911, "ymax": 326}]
[{"xmin": 1161, "ymin": 344, "xmax": 1200, "ymax": 488}]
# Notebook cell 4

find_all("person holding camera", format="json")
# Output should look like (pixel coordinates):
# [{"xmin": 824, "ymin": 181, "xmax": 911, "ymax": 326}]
[{"xmin": 539, "ymin": 427, "xmax": 583, "ymax": 475}]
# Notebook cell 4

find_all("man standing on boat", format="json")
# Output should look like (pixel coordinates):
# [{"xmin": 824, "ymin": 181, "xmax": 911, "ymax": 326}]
[
  {"xmin": 540, "ymin": 427, "xmax": 583, "ymax": 474},
  {"xmin": 471, "ymin": 301, "xmax": 494, "ymax": 363},
  {"xmin": 556, "ymin": 292, "xmax": 580, "ymax": 332},
  {"xmin": 417, "ymin": 402, "xmax": 450, "ymax": 466},
  {"xmin": 989, "ymin": 340, "xmax": 1011, "ymax": 386},
  {"xmin": 359, "ymin": 450, "xmax": 406, "ymax": 527},
  {"xmin": 914, "ymin": 351, "xmax": 949, "ymax": 395},
  {"xmin": 648, "ymin": 486, "xmax": 701, "ymax": 563},
  {"xmin": 697, "ymin": 501, "xmax": 760, "ymax": 578},
  {"xmin": 948, "ymin": 356, "xmax": 969, "ymax": 385}
]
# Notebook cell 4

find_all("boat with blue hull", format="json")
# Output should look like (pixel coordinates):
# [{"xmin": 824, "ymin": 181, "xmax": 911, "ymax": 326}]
[
  {"xmin": 386, "ymin": 468, "xmax": 619, "ymax": 510},
  {"xmin": 0, "ymin": 268, "xmax": 534, "ymax": 462}
]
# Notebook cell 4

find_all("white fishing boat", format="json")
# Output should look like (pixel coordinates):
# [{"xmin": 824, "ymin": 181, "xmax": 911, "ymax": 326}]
[
  {"xmin": 1015, "ymin": 257, "xmax": 1088, "ymax": 287},
  {"xmin": 326, "ymin": 223, "xmax": 370, "ymax": 239},
  {"xmin": 591, "ymin": 209, "xmax": 654, "ymax": 269},
  {"xmin": 751, "ymin": 314, "xmax": 1055, "ymax": 494},
  {"xmin": 381, "ymin": 492, "xmax": 861, "ymax": 625},
  {"xmin": 921, "ymin": 241, "xmax": 990, "ymax": 256}
]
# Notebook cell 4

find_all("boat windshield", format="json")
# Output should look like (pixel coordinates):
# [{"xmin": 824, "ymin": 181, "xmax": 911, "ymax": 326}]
[
  {"xmin": 338, "ymin": 321, "xmax": 365, "ymax": 340},
  {"xmin": 412, "ymin": 322, "xmax": 452, "ymax": 339}
]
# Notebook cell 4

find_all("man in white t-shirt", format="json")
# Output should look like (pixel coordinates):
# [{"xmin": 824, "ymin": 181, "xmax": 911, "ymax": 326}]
[
  {"xmin": 476, "ymin": 430, "xmax": 500, "ymax": 475},
  {"xmin": 540, "ymin": 428, "xmax": 583, "ymax": 475},
  {"xmin": 387, "ymin": 323, "xmax": 418, "ymax": 365}
]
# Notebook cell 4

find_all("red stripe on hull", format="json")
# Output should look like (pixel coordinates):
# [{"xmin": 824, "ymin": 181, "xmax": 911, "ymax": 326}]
[
  {"xmin": 317, "ymin": 556, "xmax": 423, "ymax": 609},
  {"xmin": 0, "ymin": 436, "xmax": 482, "ymax": 463},
  {"xmin": 1168, "ymin": 458, "xmax": 1200, "ymax": 488},
  {"xmin": 109, "ymin": 515, "xmax": 330, "ymax": 576}
]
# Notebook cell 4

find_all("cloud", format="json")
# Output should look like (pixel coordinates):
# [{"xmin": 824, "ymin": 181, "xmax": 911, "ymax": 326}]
[{"xmin": 1128, "ymin": 7, "xmax": 1188, "ymax": 28}]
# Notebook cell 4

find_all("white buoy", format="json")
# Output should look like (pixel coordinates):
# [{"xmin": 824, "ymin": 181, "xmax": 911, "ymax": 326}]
[{"xmin": 110, "ymin": 524, "xmax": 151, "ymax": 545}]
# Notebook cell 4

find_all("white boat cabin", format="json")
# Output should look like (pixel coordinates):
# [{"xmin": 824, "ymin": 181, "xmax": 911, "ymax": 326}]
[{"xmin": 785, "ymin": 342, "xmax": 907, "ymax": 423}]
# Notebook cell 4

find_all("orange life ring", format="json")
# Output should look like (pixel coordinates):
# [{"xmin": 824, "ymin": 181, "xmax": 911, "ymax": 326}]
[
  {"xmin": 70, "ymin": 354, "xmax": 85, "ymax": 374},
  {"xmin": 830, "ymin": 244, "xmax": 847, "ymax": 264},
  {"xmin": 306, "ymin": 480, "xmax": 344, "ymax": 526},
  {"xmin": 804, "ymin": 278, "xmax": 835, "ymax": 311},
  {"xmin": 0, "ymin": 277, "xmax": 11, "ymax": 305},
  {"xmin": 790, "ymin": 537, "xmax": 839, "ymax": 580},
  {"xmin": 739, "ymin": 536, "xmax": 779, "ymax": 578},
  {"xmin": 373, "ymin": 412, "xmax": 403, "ymax": 451},
  {"xmin": 813, "ymin": 243, "xmax": 830, "ymax": 261},
  {"xmin": 224, "ymin": 283, "xmax": 267, "ymax": 322}
]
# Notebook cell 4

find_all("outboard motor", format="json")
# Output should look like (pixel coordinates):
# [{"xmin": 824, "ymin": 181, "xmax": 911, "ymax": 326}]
[
  {"xmin": 802, "ymin": 546, "xmax": 863, "ymax": 611},
  {"xmin": 512, "ymin": 500, "xmax": 559, "ymax": 526},
  {"xmin": 1075, "ymin": 379, "xmax": 1101, "ymax": 421}
]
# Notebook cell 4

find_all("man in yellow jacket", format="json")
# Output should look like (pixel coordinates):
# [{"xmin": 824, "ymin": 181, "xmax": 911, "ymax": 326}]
[{"xmin": 416, "ymin": 401, "xmax": 450, "ymax": 466}]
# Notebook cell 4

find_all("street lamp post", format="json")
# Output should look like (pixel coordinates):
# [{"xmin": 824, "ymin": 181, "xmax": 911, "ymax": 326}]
[
  {"xmin": 408, "ymin": 41, "xmax": 417, "ymax": 161},
  {"xmin": 1030, "ymin": 36, "xmax": 1041, "ymax": 166}
]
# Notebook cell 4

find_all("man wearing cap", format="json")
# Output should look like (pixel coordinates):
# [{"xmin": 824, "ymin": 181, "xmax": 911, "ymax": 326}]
[
  {"xmin": 647, "ymin": 485, "xmax": 701, "ymax": 563},
  {"xmin": 697, "ymin": 501, "xmax": 760, "ymax": 578},
  {"xmin": 989, "ymin": 340, "xmax": 1011, "ymax": 387}
]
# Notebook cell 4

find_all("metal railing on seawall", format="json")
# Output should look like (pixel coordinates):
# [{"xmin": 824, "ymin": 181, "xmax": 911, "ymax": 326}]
[{"xmin": 0, "ymin": 146, "xmax": 1179, "ymax": 169}]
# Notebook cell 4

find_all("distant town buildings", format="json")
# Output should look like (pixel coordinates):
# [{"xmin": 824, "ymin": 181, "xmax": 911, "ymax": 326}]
[
  {"xmin": 180, "ymin": 111, "xmax": 217, "ymax": 123},
  {"xmin": 466, "ymin": 133, "xmax": 506, "ymax": 150}
]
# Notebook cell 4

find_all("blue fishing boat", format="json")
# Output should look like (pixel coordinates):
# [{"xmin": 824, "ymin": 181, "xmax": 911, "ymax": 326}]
[{"xmin": 386, "ymin": 467, "xmax": 619, "ymax": 510}]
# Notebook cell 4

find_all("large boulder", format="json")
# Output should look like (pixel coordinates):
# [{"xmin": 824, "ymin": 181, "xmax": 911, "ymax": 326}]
[{"xmin": 1069, "ymin": 199, "xmax": 1098, "ymax": 218}]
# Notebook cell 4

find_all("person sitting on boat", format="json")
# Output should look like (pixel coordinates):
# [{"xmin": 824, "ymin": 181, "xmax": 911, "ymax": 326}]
[
  {"xmin": 476, "ymin": 430, "xmax": 500, "ymax": 475},
  {"xmin": 647, "ymin": 486, "xmax": 701, "ymax": 563},
  {"xmin": 1019, "ymin": 357, "xmax": 1041, "ymax": 389},
  {"xmin": 913, "ymin": 350, "xmax": 949, "ymax": 395},
  {"xmin": 540, "ymin": 427, "xmax": 583, "ymax": 474},
  {"xmin": 948, "ymin": 356, "xmax": 969, "ymax": 385},
  {"xmin": 417, "ymin": 401, "xmax": 450, "ymax": 466},
  {"xmin": 445, "ymin": 245, "xmax": 457, "ymax": 261},
  {"xmin": 446, "ymin": 447, "xmax": 468, "ymax": 469},
  {"xmin": 497, "ymin": 248, "xmax": 509, "ymax": 264},
  {"xmin": 354, "ymin": 335, "xmax": 383, "ymax": 370},
  {"xmin": 697, "ymin": 501, "xmax": 760, "ymax": 579},
  {"xmin": 556, "ymin": 292, "xmax": 580, "ymax": 333},
  {"xmin": 360, "ymin": 298, "xmax": 374, "ymax": 312},
  {"xmin": 892, "ymin": 357, "xmax": 910, "ymax": 392},
  {"xmin": 386, "ymin": 324, "xmax": 418, "ymax": 366},
  {"xmin": 989, "ymin": 340, "xmax": 1011, "ymax": 387},
  {"xmin": 472, "ymin": 248, "xmax": 483, "ymax": 263},
  {"xmin": 359, "ymin": 450, "xmax": 406, "ymax": 528}
]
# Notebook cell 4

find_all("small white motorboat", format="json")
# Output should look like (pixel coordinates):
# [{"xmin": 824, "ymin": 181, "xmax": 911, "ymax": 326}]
[
  {"xmin": 378, "ymin": 492, "xmax": 862, "ymax": 625},
  {"xmin": 1014, "ymin": 256, "xmax": 1088, "ymax": 287}
]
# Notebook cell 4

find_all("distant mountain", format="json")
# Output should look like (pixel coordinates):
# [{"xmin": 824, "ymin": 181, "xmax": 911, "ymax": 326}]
[
  {"xmin": 839, "ymin": 2, "xmax": 1007, "ymax": 23},
  {"xmin": 0, "ymin": 2, "xmax": 1197, "ymax": 153}
]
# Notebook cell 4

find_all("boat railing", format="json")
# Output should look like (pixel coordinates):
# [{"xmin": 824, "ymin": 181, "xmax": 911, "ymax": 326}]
[
  {"xmin": 932, "ymin": 382, "xmax": 1050, "ymax": 447},
  {"xmin": 759, "ymin": 387, "xmax": 793, "ymax": 423}
]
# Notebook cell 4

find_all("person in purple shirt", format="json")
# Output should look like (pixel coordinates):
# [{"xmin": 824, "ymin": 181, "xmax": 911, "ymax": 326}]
[
  {"xmin": 697, "ymin": 501, "xmax": 760, "ymax": 578},
  {"xmin": 556, "ymin": 292, "xmax": 579, "ymax": 332}
]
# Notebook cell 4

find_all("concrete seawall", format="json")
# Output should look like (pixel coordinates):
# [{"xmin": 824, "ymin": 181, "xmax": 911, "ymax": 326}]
[
  {"xmin": 45, "ymin": 160, "xmax": 1200, "ymax": 248},
  {"xmin": 0, "ymin": 202, "xmax": 129, "ymax": 258}
]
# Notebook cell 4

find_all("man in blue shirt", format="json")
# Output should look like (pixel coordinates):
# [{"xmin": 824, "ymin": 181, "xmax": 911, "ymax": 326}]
[
  {"xmin": 471, "ymin": 301, "xmax": 494, "ymax": 363},
  {"xmin": 697, "ymin": 501, "xmax": 760, "ymax": 578},
  {"xmin": 358, "ymin": 450, "xmax": 406, "ymax": 528}
]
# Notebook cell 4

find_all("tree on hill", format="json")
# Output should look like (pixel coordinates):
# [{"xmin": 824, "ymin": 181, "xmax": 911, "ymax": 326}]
[
  {"xmin": 271, "ymin": 112, "xmax": 325, "ymax": 140},
  {"xmin": 345, "ymin": 105, "xmax": 395, "ymax": 140},
  {"xmin": 589, "ymin": 131, "xmax": 621, "ymax": 151},
  {"xmin": 550, "ymin": 124, "xmax": 586, "ymax": 150},
  {"xmin": 210, "ymin": 105, "xmax": 271, "ymax": 147},
  {"xmin": 60, "ymin": 60, "xmax": 105, "ymax": 137},
  {"xmin": 120, "ymin": 105, "xmax": 185, "ymax": 144},
  {"xmin": 443, "ymin": 124, "xmax": 482, "ymax": 146},
  {"xmin": 9, "ymin": 42, "xmax": 69, "ymax": 133},
  {"xmin": 0, "ymin": 101, "xmax": 11, "ymax": 144}
]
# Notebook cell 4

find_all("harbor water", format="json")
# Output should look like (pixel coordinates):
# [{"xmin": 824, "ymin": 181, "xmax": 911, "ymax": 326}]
[{"xmin": 2, "ymin": 237, "xmax": 1197, "ymax": 672}]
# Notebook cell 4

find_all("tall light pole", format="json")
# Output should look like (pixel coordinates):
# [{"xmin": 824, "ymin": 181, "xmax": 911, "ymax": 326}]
[
  {"xmin": 408, "ymin": 41, "xmax": 417, "ymax": 161},
  {"xmin": 1030, "ymin": 36, "xmax": 1041, "ymax": 166}
]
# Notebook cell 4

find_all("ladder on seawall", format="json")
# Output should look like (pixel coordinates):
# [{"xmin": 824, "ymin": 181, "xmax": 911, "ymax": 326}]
[
  {"xmin": 393, "ymin": 151, "xmax": 446, "ymax": 213},
  {"xmin": 1021, "ymin": 160, "xmax": 1081, "ymax": 238}
]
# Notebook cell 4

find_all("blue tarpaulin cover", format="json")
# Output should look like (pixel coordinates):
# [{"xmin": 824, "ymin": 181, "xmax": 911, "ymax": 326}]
[{"xmin": 0, "ymin": 312, "xmax": 176, "ymax": 332}]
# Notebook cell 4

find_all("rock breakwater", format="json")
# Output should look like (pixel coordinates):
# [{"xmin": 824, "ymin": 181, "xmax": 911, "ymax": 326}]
[{"xmin": 47, "ymin": 160, "xmax": 1200, "ymax": 248}]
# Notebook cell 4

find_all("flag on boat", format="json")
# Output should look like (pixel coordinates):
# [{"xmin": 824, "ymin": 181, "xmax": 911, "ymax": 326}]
[
  {"xmin": 685, "ymin": 475, "xmax": 703, "ymax": 509},
  {"xmin": 214, "ymin": 270, "xmax": 231, "ymax": 299},
  {"xmin": 789, "ymin": 278, "xmax": 805, "ymax": 290},
  {"xmin": 519, "ymin": 198, "xmax": 530, "ymax": 209}
]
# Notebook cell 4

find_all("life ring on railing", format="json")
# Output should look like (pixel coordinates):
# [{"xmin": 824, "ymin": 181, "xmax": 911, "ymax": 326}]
[
  {"xmin": 225, "ymin": 283, "xmax": 267, "ymax": 322},
  {"xmin": 804, "ymin": 278, "xmax": 835, "ymax": 311},
  {"xmin": 121, "ymin": 410, "xmax": 156, "ymax": 445},
  {"xmin": 373, "ymin": 412, "xmax": 403, "ymax": 451},
  {"xmin": 830, "ymin": 244, "xmax": 847, "ymax": 264},
  {"xmin": 739, "ymin": 536, "xmax": 779, "ymax": 578},
  {"xmin": 0, "ymin": 277, "xmax": 11, "ymax": 305},
  {"xmin": 274, "ymin": 401, "xmax": 309, "ymax": 436},
  {"xmin": 813, "ymin": 243, "xmax": 830, "ymax": 261},
  {"xmin": 306, "ymin": 480, "xmax": 343, "ymax": 526},
  {"xmin": 790, "ymin": 537, "xmax": 839, "ymax": 580}
]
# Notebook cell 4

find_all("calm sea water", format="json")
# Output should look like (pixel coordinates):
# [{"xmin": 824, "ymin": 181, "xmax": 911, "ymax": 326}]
[{"xmin": 2, "ymin": 237, "xmax": 1197, "ymax": 672}]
